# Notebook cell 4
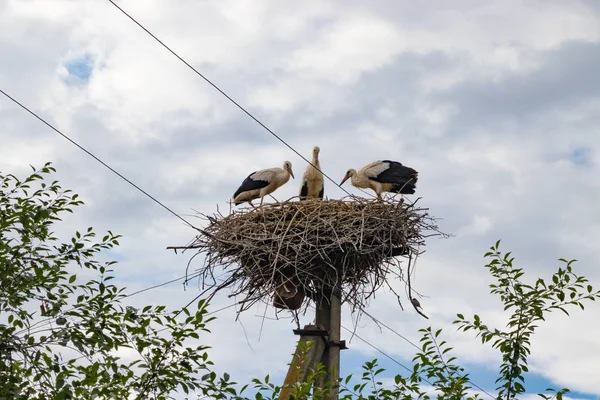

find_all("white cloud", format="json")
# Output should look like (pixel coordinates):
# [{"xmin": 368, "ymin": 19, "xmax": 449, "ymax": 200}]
[
  {"xmin": 289, "ymin": 14, "xmax": 404, "ymax": 85},
  {"xmin": 2, "ymin": 0, "xmax": 600, "ymax": 397}
]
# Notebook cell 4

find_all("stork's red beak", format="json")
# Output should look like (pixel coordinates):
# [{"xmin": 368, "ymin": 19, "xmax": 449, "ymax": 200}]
[{"xmin": 340, "ymin": 173, "xmax": 350, "ymax": 186}]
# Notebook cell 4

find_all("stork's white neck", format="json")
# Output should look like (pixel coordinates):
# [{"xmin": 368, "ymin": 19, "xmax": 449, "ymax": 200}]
[{"xmin": 351, "ymin": 172, "xmax": 370, "ymax": 189}]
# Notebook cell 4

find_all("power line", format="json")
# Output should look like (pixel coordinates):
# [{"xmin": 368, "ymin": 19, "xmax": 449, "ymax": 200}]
[
  {"xmin": 341, "ymin": 324, "xmax": 494, "ymax": 399},
  {"xmin": 339, "ymin": 383, "xmax": 360, "ymax": 398},
  {"xmin": 126, "ymin": 271, "xmax": 201, "ymax": 298},
  {"xmin": 0, "ymin": 81, "xmax": 486, "ymax": 395},
  {"xmin": 301, "ymin": 299, "xmax": 427, "ymax": 385},
  {"xmin": 136, "ymin": 297, "xmax": 241, "ymax": 399},
  {"xmin": 0, "ymin": 86, "xmax": 255, "ymax": 338},
  {"xmin": 16, "ymin": 270, "xmax": 205, "ymax": 336},
  {"xmin": 4, "ymin": 8, "xmax": 473, "ymax": 394},
  {"xmin": 360, "ymin": 309, "xmax": 496, "ymax": 400},
  {"xmin": 156, "ymin": 302, "xmax": 240, "ymax": 335},
  {"xmin": 358, "ymin": 307, "xmax": 421, "ymax": 353},
  {"xmin": 106, "ymin": 0, "xmax": 364, "ymax": 199},
  {"xmin": 340, "ymin": 325, "xmax": 420, "ymax": 377},
  {"xmin": 1, "ymin": 82, "xmax": 429, "ymax": 392},
  {"xmin": 55, "ymin": 300, "xmax": 236, "ymax": 368},
  {"xmin": 0, "ymin": 88, "xmax": 197, "ymax": 231},
  {"xmin": 19, "ymin": 271, "xmax": 231, "ymax": 344}
]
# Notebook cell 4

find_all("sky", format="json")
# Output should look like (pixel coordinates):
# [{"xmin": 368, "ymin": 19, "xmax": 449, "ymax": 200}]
[{"xmin": 1, "ymin": 0, "xmax": 600, "ymax": 398}]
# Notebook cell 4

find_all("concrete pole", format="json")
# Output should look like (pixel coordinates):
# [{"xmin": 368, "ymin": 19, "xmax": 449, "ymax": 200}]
[
  {"xmin": 327, "ymin": 290, "xmax": 341, "ymax": 399},
  {"xmin": 315, "ymin": 290, "xmax": 331, "ymax": 395},
  {"xmin": 314, "ymin": 284, "xmax": 342, "ymax": 400}
]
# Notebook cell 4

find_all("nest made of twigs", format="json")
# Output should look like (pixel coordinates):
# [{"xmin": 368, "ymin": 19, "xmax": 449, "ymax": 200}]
[{"xmin": 174, "ymin": 196, "xmax": 444, "ymax": 315}]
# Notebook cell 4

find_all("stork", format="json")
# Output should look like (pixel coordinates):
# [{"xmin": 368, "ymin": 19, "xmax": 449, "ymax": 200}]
[
  {"xmin": 299, "ymin": 146, "xmax": 324, "ymax": 200},
  {"xmin": 340, "ymin": 160, "xmax": 418, "ymax": 201},
  {"xmin": 232, "ymin": 161, "xmax": 295, "ymax": 207}
]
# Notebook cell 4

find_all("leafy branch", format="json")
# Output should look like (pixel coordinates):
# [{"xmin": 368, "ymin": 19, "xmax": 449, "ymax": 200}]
[{"xmin": 454, "ymin": 240, "xmax": 600, "ymax": 399}]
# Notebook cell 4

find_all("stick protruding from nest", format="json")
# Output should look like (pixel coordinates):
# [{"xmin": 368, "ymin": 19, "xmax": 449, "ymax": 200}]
[{"xmin": 169, "ymin": 197, "xmax": 446, "ymax": 317}]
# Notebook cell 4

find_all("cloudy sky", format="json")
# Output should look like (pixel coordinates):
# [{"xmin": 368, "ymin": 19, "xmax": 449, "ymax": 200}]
[{"xmin": 2, "ymin": 0, "xmax": 600, "ymax": 398}]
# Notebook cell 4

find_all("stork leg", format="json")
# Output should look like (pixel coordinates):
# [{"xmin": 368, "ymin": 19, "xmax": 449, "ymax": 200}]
[
  {"xmin": 248, "ymin": 200, "xmax": 256, "ymax": 209},
  {"xmin": 259, "ymin": 196, "xmax": 265, "ymax": 208},
  {"xmin": 376, "ymin": 192, "xmax": 383, "ymax": 202}
]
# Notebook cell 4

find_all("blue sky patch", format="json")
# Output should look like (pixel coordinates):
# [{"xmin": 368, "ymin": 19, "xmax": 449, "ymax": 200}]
[
  {"xmin": 337, "ymin": 351, "xmax": 599, "ymax": 399},
  {"xmin": 570, "ymin": 147, "xmax": 592, "ymax": 167},
  {"xmin": 65, "ymin": 54, "xmax": 93, "ymax": 81}
]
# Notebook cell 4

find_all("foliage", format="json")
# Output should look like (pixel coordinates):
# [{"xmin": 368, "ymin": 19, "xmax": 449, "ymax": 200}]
[
  {"xmin": 229, "ymin": 241, "xmax": 599, "ymax": 400},
  {"xmin": 455, "ymin": 240, "xmax": 599, "ymax": 399},
  {"xmin": 244, "ymin": 329, "xmax": 477, "ymax": 400},
  {"xmin": 2, "ymin": 163, "xmax": 597, "ymax": 400},
  {"xmin": 0, "ymin": 163, "xmax": 228, "ymax": 399}
]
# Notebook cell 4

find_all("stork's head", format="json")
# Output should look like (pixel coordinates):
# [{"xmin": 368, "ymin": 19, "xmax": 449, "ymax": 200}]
[
  {"xmin": 313, "ymin": 146, "xmax": 320, "ymax": 155},
  {"xmin": 340, "ymin": 169, "xmax": 356, "ymax": 185},
  {"xmin": 283, "ymin": 161, "xmax": 295, "ymax": 179}
]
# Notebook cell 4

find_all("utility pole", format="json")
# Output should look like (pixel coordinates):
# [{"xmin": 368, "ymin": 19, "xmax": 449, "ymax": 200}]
[
  {"xmin": 281, "ymin": 274, "xmax": 345, "ymax": 400},
  {"xmin": 281, "ymin": 284, "xmax": 345, "ymax": 400},
  {"xmin": 314, "ymin": 282, "xmax": 345, "ymax": 399},
  {"xmin": 315, "ymin": 289, "xmax": 332, "ymax": 394},
  {"xmin": 327, "ymin": 290, "xmax": 342, "ymax": 399}
]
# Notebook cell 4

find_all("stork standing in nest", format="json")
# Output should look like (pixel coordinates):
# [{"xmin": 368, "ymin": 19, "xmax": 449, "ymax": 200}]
[
  {"xmin": 232, "ymin": 161, "xmax": 294, "ymax": 207},
  {"xmin": 340, "ymin": 160, "xmax": 418, "ymax": 201},
  {"xmin": 274, "ymin": 147, "xmax": 323, "ymax": 310},
  {"xmin": 299, "ymin": 146, "xmax": 324, "ymax": 200}
]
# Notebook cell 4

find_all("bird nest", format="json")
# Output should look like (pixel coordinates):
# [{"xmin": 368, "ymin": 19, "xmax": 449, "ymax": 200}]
[{"xmin": 172, "ymin": 197, "xmax": 445, "ymax": 315}]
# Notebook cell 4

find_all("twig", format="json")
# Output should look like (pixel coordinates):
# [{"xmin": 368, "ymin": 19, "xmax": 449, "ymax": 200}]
[{"xmin": 170, "ymin": 197, "xmax": 446, "ymax": 319}]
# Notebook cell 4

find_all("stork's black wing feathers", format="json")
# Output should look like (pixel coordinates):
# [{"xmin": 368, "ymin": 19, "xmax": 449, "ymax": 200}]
[
  {"xmin": 299, "ymin": 180, "xmax": 309, "ymax": 200},
  {"xmin": 370, "ymin": 160, "xmax": 418, "ymax": 194},
  {"xmin": 318, "ymin": 185, "xmax": 324, "ymax": 200},
  {"xmin": 233, "ymin": 171, "xmax": 270, "ymax": 200}
]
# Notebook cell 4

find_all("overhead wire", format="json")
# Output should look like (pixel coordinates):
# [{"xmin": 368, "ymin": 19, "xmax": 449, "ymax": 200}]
[
  {"xmin": 15, "ymin": 270, "xmax": 205, "ymax": 337},
  {"xmin": 341, "ymin": 325, "xmax": 415, "ymax": 376},
  {"xmin": 126, "ymin": 271, "xmax": 201, "ymax": 298},
  {"xmin": 0, "ymin": 89, "xmax": 233, "ymax": 332},
  {"xmin": 0, "ymin": 88, "xmax": 197, "ymax": 230},
  {"xmin": 342, "ymin": 324, "xmax": 496, "ymax": 399},
  {"xmin": 1, "ymin": 86, "xmax": 488, "ymax": 397},
  {"xmin": 1, "ymin": 84, "xmax": 489, "ymax": 397},
  {"xmin": 307, "ymin": 298, "xmax": 493, "ymax": 398},
  {"xmin": 0, "ymin": 87, "xmax": 236, "ymax": 335},
  {"xmin": 358, "ymin": 309, "xmax": 496, "ymax": 399},
  {"xmin": 135, "ymin": 297, "xmax": 243, "ymax": 399},
  {"xmin": 356, "ymin": 307, "xmax": 421, "ymax": 353},
  {"xmin": 106, "ymin": 0, "xmax": 374, "ymax": 199},
  {"xmin": 3, "ymin": 5, "xmax": 492, "ymax": 397},
  {"xmin": 54, "ymin": 300, "xmax": 238, "ymax": 368},
  {"xmin": 303, "ymin": 301, "xmax": 430, "ymax": 389}
]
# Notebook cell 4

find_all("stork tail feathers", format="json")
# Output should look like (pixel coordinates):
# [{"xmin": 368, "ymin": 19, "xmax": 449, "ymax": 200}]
[
  {"xmin": 299, "ymin": 181, "xmax": 309, "ymax": 200},
  {"xmin": 391, "ymin": 180, "xmax": 417, "ymax": 194}
]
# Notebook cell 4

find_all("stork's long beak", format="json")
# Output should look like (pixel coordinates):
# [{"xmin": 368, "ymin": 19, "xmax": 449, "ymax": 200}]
[
  {"xmin": 289, "ymin": 169, "xmax": 295, "ymax": 179},
  {"xmin": 340, "ymin": 173, "xmax": 350, "ymax": 186}
]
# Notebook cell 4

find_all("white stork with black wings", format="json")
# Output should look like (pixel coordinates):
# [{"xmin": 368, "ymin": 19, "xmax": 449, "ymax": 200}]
[
  {"xmin": 233, "ymin": 161, "xmax": 294, "ymax": 207},
  {"xmin": 340, "ymin": 160, "xmax": 418, "ymax": 201},
  {"xmin": 299, "ymin": 146, "xmax": 324, "ymax": 200}
]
